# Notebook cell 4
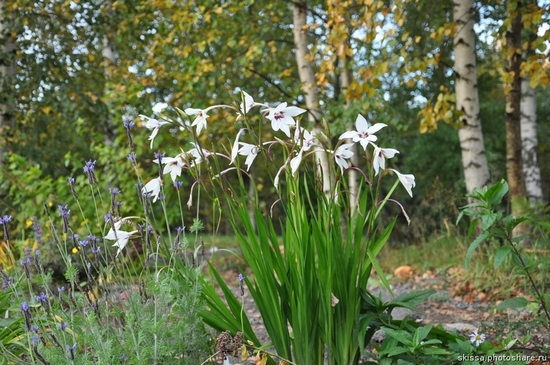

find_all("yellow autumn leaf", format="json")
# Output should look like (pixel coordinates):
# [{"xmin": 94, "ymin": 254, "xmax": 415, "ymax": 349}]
[
  {"xmin": 529, "ymin": 76, "xmax": 539, "ymax": 89},
  {"xmin": 260, "ymin": 353, "xmax": 268, "ymax": 365},
  {"xmin": 240, "ymin": 345, "xmax": 249, "ymax": 361}
]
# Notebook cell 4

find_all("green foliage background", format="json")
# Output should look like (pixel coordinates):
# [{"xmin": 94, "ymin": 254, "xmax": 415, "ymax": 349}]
[{"xmin": 1, "ymin": 0, "xmax": 549, "ymax": 253}]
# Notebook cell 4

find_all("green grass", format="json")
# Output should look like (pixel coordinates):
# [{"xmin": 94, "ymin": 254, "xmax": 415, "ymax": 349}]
[{"xmin": 379, "ymin": 233, "xmax": 467, "ymax": 273}]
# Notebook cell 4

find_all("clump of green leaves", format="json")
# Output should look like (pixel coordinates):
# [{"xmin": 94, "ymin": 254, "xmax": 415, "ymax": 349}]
[{"xmin": 458, "ymin": 179, "xmax": 550, "ymax": 324}]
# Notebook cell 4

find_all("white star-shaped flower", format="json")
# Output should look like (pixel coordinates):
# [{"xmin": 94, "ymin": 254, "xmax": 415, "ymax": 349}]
[
  {"xmin": 161, "ymin": 156, "xmax": 186, "ymax": 181},
  {"xmin": 372, "ymin": 145, "xmax": 399, "ymax": 176},
  {"xmin": 390, "ymin": 169, "xmax": 415, "ymax": 197},
  {"xmin": 266, "ymin": 102, "xmax": 306, "ymax": 137},
  {"xmin": 104, "ymin": 221, "xmax": 138, "ymax": 257},
  {"xmin": 237, "ymin": 143, "xmax": 260, "ymax": 171},
  {"xmin": 334, "ymin": 143, "xmax": 355, "ymax": 174},
  {"xmin": 339, "ymin": 115, "xmax": 387, "ymax": 150},
  {"xmin": 239, "ymin": 91, "xmax": 256, "ymax": 116},
  {"xmin": 185, "ymin": 108, "xmax": 209, "ymax": 135},
  {"xmin": 142, "ymin": 177, "xmax": 162, "ymax": 202},
  {"xmin": 140, "ymin": 115, "xmax": 170, "ymax": 149}
]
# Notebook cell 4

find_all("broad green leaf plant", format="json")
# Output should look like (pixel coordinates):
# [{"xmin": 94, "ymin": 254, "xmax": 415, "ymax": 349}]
[
  {"xmin": 458, "ymin": 179, "xmax": 550, "ymax": 325},
  {"xmin": 137, "ymin": 91, "xmax": 416, "ymax": 364}
]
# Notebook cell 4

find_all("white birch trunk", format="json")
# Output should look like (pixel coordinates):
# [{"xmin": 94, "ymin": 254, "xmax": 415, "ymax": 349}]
[
  {"xmin": 0, "ymin": 1, "xmax": 15, "ymax": 169},
  {"xmin": 520, "ymin": 78, "xmax": 543, "ymax": 203},
  {"xmin": 453, "ymin": 0, "xmax": 490, "ymax": 194},
  {"xmin": 292, "ymin": 2, "xmax": 333, "ymax": 197}
]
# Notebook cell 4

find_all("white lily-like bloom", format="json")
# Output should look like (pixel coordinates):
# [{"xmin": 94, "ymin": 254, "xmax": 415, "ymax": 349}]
[
  {"xmin": 142, "ymin": 177, "xmax": 162, "ymax": 202},
  {"xmin": 289, "ymin": 128, "xmax": 318, "ymax": 176},
  {"xmin": 239, "ymin": 91, "xmax": 256, "ymax": 116},
  {"xmin": 339, "ymin": 115, "xmax": 387, "ymax": 150},
  {"xmin": 161, "ymin": 156, "xmax": 186, "ymax": 181},
  {"xmin": 334, "ymin": 143, "xmax": 355, "ymax": 174},
  {"xmin": 290, "ymin": 149, "xmax": 304, "ymax": 176},
  {"xmin": 185, "ymin": 108, "xmax": 209, "ymax": 135},
  {"xmin": 237, "ymin": 143, "xmax": 260, "ymax": 171},
  {"xmin": 186, "ymin": 142, "xmax": 212, "ymax": 167},
  {"xmin": 372, "ymin": 145, "xmax": 400, "ymax": 176},
  {"xmin": 230, "ymin": 129, "xmax": 245, "ymax": 164},
  {"xmin": 390, "ymin": 169, "xmax": 415, "ymax": 197},
  {"xmin": 294, "ymin": 127, "xmax": 317, "ymax": 151},
  {"xmin": 140, "ymin": 115, "xmax": 170, "ymax": 149},
  {"xmin": 104, "ymin": 221, "xmax": 139, "ymax": 257},
  {"xmin": 266, "ymin": 102, "xmax": 306, "ymax": 137}
]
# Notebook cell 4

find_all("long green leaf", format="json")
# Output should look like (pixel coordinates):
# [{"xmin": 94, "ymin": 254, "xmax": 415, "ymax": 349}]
[{"xmin": 465, "ymin": 231, "xmax": 490, "ymax": 269}]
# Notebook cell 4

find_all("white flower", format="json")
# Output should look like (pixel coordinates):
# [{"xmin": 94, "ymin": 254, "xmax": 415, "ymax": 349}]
[
  {"xmin": 469, "ymin": 330, "xmax": 486, "ymax": 347},
  {"xmin": 266, "ymin": 102, "xmax": 306, "ymax": 137},
  {"xmin": 185, "ymin": 108, "xmax": 209, "ymax": 135},
  {"xmin": 290, "ymin": 149, "xmax": 304, "ymax": 176},
  {"xmin": 339, "ymin": 115, "xmax": 387, "ymax": 150},
  {"xmin": 372, "ymin": 145, "xmax": 399, "ymax": 176},
  {"xmin": 185, "ymin": 143, "xmax": 212, "ymax": 167},
  {"xmin": 294, "ymin": 127, "xmax": 316, "ymax": 151},
  {"xmin": 104, "ymin": 221, "xmax": 138, "ymax": 257},
  {"xmin": 334, "ymin": 143, "xmax": 355, "ymax": 174},
  {"xmin": 152, "ymin": 102, "xmax": 168, "ymax": 114},
  {"xmin": 140, "ymin": 115, "xmax": 170, "ymax": 149},
  {"xmin": 142, "ymin": 177, "xmax": 162, "ymax": 202},
  {"xmin": 239, "ymin": 91, "xmax": 256, "ymax": 116},
  {"xmin": 230, "ymin": 129, "xmax": 245, "ymax": 164},
  {"xmin": 289, "ymin": 128, "xmax": 317, "ymax": 176},
  {"xmin": 390, "ymin": 169, "xmax": 415, "ymax": 197},
  {"xmin": 237, "ymin": 143, "xmax": 260, "ymax": 171},
  {"xmin": 161, "ymin": 156, "xmax": 185, "ymax": 181}
]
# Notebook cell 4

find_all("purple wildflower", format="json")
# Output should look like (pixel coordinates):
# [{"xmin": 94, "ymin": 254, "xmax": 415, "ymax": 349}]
[
  {"xmin": 67, "ymin": 342, "xmax": 77, "ymax": 360},
  {"xmin": 58, "ymin": 205, "xmax": 71, "ymax": 233},
  {"xmin": 83, "ymin": 160, "xmax": 98, "ymax": 184},
  {"xmin": 124, "ymin": 119, "xmax": 135, "ymax": 151},
  {"xmin": 32, "ymin": 217, "xmax": 43, "ymax": 244},
  {"xmin": 20, "ymin": 259, "xmax": 31, "ymax": 279},
  {"xmin": 0, "ymin": 215, "xmax": 11, "ymax": 240},
  {"xmin": 68, "ymin": 177, "xmax": 78, "ymax": 199},
  {"xmin": 127, "ymin": 152, "xmax": 137, "ymax": 165},
  {"xmin": 35, "ymin": 293, "xmax": 48, "ymax": 305}
]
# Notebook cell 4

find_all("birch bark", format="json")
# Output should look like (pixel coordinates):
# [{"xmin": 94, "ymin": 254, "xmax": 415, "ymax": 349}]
[
  {"xmin": 292, "ymin": 2, "xmax": 333, "ymax": 197},
  {"xmin": 453, "ymin": 0, "xmax": 490, "ymax": 194},
  {"xmin": 505, "ymin": 1, "xmax": 527, "ymax": 209},
  {"xmin": 520, "ymin": 79, "xmax": 543, "ymax": 203}
]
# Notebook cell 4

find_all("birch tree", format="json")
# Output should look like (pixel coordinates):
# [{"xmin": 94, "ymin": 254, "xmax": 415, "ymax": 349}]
[
  {"xmin": 453, "ymin": 0, "xmax": 490, "ymax": 194},
  {"xmin": 520, "ymin": 79, "xmax": 543, "ymax": 203},
  {"xmin": 325, "ymin": 0, "xmax": 359, "ymax": 212},
  {"xmin": 520, "ymin": 0, "xmax": 544, "ymax": 204},
  {"xmin": 504, "ymin": 0, "xmax": 527, "ymax": 209},
  {"xmin": 292, "ymin": 1, "xmax": 332, "ymax": 197}
]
